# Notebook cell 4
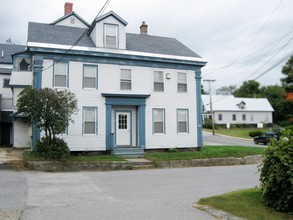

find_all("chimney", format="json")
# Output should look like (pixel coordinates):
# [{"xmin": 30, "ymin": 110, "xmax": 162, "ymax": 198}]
[
  {"xmin": 140, "ymin": 21, "xmax": 148, "ymax": 35},
  {"xmin": 64, "ymin": 2, "xmax": 73, "ymax": 15}
]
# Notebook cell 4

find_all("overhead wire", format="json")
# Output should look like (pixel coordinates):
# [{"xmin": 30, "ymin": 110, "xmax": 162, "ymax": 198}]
[{"xmin": 42, "ymin": 0, "xmax": 111, "ymax": 72}]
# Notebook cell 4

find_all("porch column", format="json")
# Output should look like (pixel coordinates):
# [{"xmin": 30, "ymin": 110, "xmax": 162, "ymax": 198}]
[
  {"xmin": 195, "ymin": 68, "xmax": 203, "ymax": 148},
  {"xmin": 105, "ymin": 104, "xmax": 112, "ymax": 150},
  {"xmin": 138, "ymin": 104, "xmax": 146, "ymax": 148},
  {"xmin": 32, "ymin": 55, "xmax": 43, "ymax": 149}
]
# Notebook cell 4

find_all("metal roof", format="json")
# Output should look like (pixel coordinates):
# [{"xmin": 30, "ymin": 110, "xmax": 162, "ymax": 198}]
[{"xmin": 201, "ymin": 95, "xmax": 274, "ymax": 112}]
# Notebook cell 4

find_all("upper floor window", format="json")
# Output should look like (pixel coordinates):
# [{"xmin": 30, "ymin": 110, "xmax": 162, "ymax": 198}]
[
  {"xmin": 120, "ymin": 69, "xmax": 131, "ymax": 90},
  {"xmin": 17, "ymin": 57, "xmax": 32, "ymax": 71},
  {"xmin": 104, "ymin": 24, "xmax": 118, "ymax": 47},
  {"xmin": 3, "ymin": 78, "xmax": 10, "ymax": 88},
  {"xmin": 177, "ymin": 109, "xmax": 189, "ymax": 133},
  {"xmin": 54, "ymin": 62, "xmax": 68, "ymax": 87},
  {"xmin": 154, "ymin": 71, "xmax": 164, "ymax": 92},
  {"xmin": 83, "ymin": 65, "xmax": 98, "ymax": 89},
  {"xmin": 177, "ymin": 72, "xmax": 187, "ymax": 92}
]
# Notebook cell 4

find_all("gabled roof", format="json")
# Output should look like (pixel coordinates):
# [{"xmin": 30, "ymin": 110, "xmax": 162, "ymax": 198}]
[
  {"xmin": 0, "ymin": 44, "xmax": 26, "ymax": 64},
  {"xmin": 95, "ymin": 11, "xmax": 128, "ymax": 26},
  {"xmin": 201, "ymin": 95, "xmax": 274, "ymax": 112},
  {"xmin": 28, "ymin": 22, "xmax": 201, "ymax": 58},
  {"xmin": 88, "ymin": 11, "xmax": 128, "ymax": 35},
  {"xmin": 51, "ymin": 11, "xmax": 90, "ymax": 27}
]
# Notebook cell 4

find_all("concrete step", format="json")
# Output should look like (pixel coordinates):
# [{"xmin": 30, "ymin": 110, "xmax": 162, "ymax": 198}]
[{"xmin": 113, "ymin": 147, "xmax": 144, "ymax": 157}]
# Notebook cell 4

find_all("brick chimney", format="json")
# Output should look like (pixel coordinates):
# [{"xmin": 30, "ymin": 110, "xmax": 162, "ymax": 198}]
[
  {"xmin": 140, "ymin": 21, "xmax": 148, "ymax": 35},
  {"xmin": 64, "ymin": 2, "xmax": 73, "ymax": 15}
]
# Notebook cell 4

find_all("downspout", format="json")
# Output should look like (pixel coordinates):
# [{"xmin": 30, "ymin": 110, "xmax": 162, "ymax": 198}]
[{"xmin": 195, "ymin": 68, "xmax": 203, "ymax": 148}]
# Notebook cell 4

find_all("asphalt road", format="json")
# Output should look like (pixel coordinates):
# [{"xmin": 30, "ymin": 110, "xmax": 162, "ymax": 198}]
[
  {"xmin": 0, "ymin": 165, "xmax": 260, "ymax": 220},
  {"xmin": 203, "ymin": 131, "xmax": 266, "ymax": 147}
]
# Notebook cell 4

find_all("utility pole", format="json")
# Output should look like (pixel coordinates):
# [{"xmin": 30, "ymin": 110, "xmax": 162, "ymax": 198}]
[{"xmin": 203, "ymin": 79, "xmax": 216, "ymax": 135}]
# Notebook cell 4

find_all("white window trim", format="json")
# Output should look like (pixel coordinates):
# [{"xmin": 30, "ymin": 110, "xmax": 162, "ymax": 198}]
[
  {"xmin": 83, "ymin": 64, "xmax": 98, "ymax": 89},
  {"xmin": 154, "ymin": 71, "xmax": 164, "ymax": 92},
  {"xmin": 153, "ymin": 108, "xmax": 165, "ymax": 134},
  {"xmin": 53, "ymin": 62, "xmax": 68, "ymax": 88},
  {"xmin": 177, "ymin": 72, "xmax": 187, "ymax": 93},
  {"xmin": 83, "ymin": 107, "xmax": 98, "ymax": 135},
  {"xmin": 104, "ymin": 24, "xmax": 118, "ymax": 48},
  {"xmin": 120, "ymin": 68, "xmax": 132, "ymax": 90},
  {"xmin": 177, "ymin": 109, "xmax": 189, "ymax": 134}
]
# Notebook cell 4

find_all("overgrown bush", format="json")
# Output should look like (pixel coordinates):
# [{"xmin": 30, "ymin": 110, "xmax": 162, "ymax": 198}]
[
  {"xmin": 249, "ymin": 131, "xmax": 263, "ymax": 137},
  {"xmin": 35, "ymin": 137, "xmax": 70, "ymax": 160},
  {"xmin": 259, "ymin": 129, "xmax": 293, "ymax": 213}
]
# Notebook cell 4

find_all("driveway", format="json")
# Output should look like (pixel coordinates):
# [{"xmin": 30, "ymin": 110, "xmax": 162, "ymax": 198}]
[{"xmin": 1, "ymin": 165, "xmax": 259, "ymax": 220}]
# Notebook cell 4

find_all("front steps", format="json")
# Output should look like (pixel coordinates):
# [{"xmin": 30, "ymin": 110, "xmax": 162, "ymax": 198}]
[{"xmin": 112, "ymin": 147, "xmax": 144, "ymax": 157}]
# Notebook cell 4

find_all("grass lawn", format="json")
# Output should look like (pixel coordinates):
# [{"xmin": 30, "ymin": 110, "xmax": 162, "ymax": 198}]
[
  {"xmin": 23, "ymin": 151, "xmax": 125, "ymax": 162},
  {"xmin": 197, "ymin": 188, "xmax": 293, "ymax": 220},
  {"xmin": 203, "ymin": 128, "xmax": 269, "ymax": 139},
  {"xmin": 145, "ymin": 146, "xmax": 265, "ymax": 161}
]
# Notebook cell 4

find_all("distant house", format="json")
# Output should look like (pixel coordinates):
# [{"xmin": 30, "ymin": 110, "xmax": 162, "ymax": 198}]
[
  {"xmin": 201, "ymin": 95, "xmax": 274, "ymax": 128},
  {"xmin": 9, "ymin": 3, "xmax": 207, "ymax": 155},
  {"xmin": 0, "ymin": 44, "xmax": 26, "ymax": 146}
]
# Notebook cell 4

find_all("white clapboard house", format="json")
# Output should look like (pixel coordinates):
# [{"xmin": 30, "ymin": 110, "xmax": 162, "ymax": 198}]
[
  {"xmin": 202, "ymin": 95, "xmax": 274, "ymax": 128},
  {"xmin": 9, "ymin": 3, "xmax": 207, "ymax": 155}
]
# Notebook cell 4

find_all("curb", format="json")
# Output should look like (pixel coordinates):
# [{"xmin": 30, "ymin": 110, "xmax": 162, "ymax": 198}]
[{"xmin": 24, "ymin": 155, "xmax": 263, "ymax": 172}]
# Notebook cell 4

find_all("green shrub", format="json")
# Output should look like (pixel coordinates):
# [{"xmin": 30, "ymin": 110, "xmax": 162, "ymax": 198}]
[
  {"xmin": 259, "ymin": 129, "xmax": 293, "ymax": 213},
  {"xmin": 35, "ymin": 137, "xmax": 70, "ymax": 160},
  {"xmin": 249, "ymin": 131, "xmax": 263, "ymax": 137}
]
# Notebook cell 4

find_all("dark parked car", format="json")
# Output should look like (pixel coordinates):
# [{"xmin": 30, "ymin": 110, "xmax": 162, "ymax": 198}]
[{"xmin": 253, "ymin": 132, "xmax": 278, "ymax": 145}]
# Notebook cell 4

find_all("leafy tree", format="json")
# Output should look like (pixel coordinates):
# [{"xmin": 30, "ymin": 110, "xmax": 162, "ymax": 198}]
[
  {"xmin": 233, "ymin": 80, "xmax": 260, "ymax": 98},
  {"xmin": 260, "ymin": 85, "xmax": 289, "ymax": 123},
  {"xmin": 17, "ymin": 87, "xmax": 78, "ymax": 145},
  {"xmin": 259, "ymin": 129, "xmax": 293, "ymax": 213},
  {"xmin": 281, "ymin": 55, "xmax": 293, "ymax": 123},
  {"xmin": 216, "ymin": 85, "xmax": 236, "ymax": 95}
]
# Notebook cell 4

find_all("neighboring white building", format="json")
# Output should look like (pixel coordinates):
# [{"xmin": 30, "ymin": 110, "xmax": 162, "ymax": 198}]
[
  {"xmin": 202, "ymin": 95, "xmax": 274, "ymax": 128},
  {"xmin": 10, "ymin": 3, "xmax": 207, "ymax": 155},
  {"xmin": 0, "ymin": 44, "xmax": 27, "ymax": 147}
]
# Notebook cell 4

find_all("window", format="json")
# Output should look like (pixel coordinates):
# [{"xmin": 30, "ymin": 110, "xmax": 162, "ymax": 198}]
[
  {"xmin": 153, "ymin": 109, "xmax": 165, "ymax": 134},
  {"xmin": 83, "ymin": 107, "xmax": 97, "ymax": 135},
  {"xmin": 105, "ymin": 24, "xmax": 118, "ymax": 47},
  {"xmin": 232, "ymin": 114, "xmax": 236, "ymax": 121},
  {"xmin": 177, "ymin": 109, "xmax": 188, "ymax": 133},
  {"xmin": 242, "ymin": 114, "xmax": 246, "ymax": 121},
  {"xmin": 218, "ymin": 114, "xmax": 222, "ymax": 121},
  {"xmin": 120, "ymin": 69, "xmax": 131, "ymax": 90},
  {"xmin": 177, "ymin": 72, "xmax": 187, "ymax": 92},
  {"xmin": 83, "ymin": 65, "xmax": 97, "ymax": 89},
  {"xmin": 3, "ymin": 78, "xmax": 10, "ymax": 88},
  {"xmin": 17, "ymin": 57, "xmax": 32, "ymax": 71},
  {"xmin": 154, "ymin": 71, "xmax": 164, "ymax": 92},
  {"xmin": 54, "ymin": 62, "xmax": 68, "ymax": 87}
]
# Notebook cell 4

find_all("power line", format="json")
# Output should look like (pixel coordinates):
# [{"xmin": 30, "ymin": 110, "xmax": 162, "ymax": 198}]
[{"xmin": 42, "ymin": 0, "xmax": 111, "ymax": 72}]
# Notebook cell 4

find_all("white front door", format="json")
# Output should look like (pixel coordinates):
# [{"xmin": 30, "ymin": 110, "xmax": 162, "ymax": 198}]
[{"xmin": 116, "ymin": 111, "xmax": 131, "ymax": 146}]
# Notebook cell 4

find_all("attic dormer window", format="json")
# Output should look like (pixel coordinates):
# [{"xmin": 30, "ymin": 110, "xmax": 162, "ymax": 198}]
[
  {"xmin": 104, "ymin": 24, "xmax": 118, "ymax": 47},
  {"xmin": 17, "ymin": 58, "xmax": 32, "ymax": 71},
  {"xmin": 237, "ymin": 101, "xmax": 246, "ymax": 110}
]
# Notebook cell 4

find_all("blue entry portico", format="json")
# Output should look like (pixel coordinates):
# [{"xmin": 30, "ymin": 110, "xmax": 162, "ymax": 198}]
[{"xmin": 102, "ymin": 93, "xmax": 150, "ymax": 151}]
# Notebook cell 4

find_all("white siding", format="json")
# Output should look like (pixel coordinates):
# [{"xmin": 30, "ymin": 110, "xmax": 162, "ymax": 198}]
[
  {"xmin": 214, "ymin": 111, "xmax": 273, "ymax": 124},
  {"xmin": 0, "ymin": 74, "xmax": 13, "ymax": 110},
  {"xmin": 54, "ymin": 15, "xmax": 88, "ymax": 28},
  {"xmin": 90, "ymin": 16, "xmax": 126, "ymax": 49},
  {"xmin": 42, "ymin": 59, "xmax": 199, "ymax": 150},
  {"xmin": 14, "ymin": 119, "xmax": 31, "ymax": 148}
]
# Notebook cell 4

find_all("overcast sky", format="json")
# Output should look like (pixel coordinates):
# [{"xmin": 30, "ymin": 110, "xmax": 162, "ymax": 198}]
[{"xmin": 1, "ymin": 0, "xmax": 292, "ymax": 92}]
